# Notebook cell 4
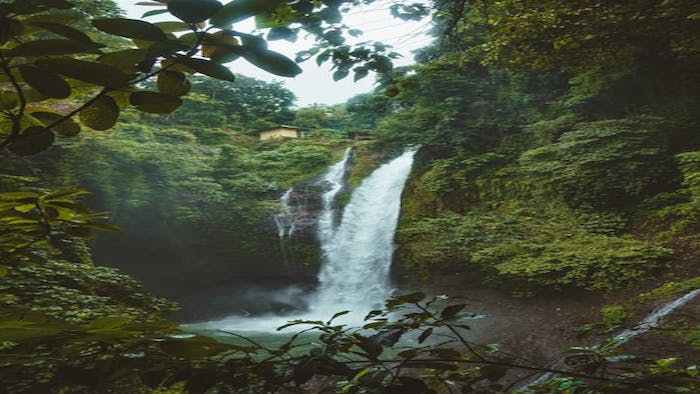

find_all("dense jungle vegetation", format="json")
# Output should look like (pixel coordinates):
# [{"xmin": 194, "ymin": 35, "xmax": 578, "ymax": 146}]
[{"xmin": 1, "ymin": 0, "xmax": 699, "ymax": 393}]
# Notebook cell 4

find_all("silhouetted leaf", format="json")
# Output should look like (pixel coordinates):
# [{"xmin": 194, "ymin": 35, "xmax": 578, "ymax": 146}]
[
  {"xmin": 418, "ymin": 328, "xmax": 433, "ymax": 344},
  {"xmin": 8, "ymin": 39, "xmax": 103, "ymax": 57},
  {"xmin": 98, "ymin": 49, "xmax": 150, "ymax": 71},
  {"xmin": 31, "ymin": 111, "xmax": 80, "ymax": 137},
  {"xmin": 79, "ymin": 96, "xmax": 119, "ymax": 131},
  {"xmin": 237, "ymin": 32, "xmax": 267, "ymax": 49},
  {"xmin": 8, "ymin": 127, "xmax": 55, "ymax": 156},
  {"xmin": 364, "ymin": 310, "xmax": 384, "ymax": 321},
  {"xmin": 327, "ymin": 310, "xmax": 350, "ymax": 324},
  {"xmin": 333, "ymin": 69, "xmax": 349, "ymax": 81},
  {"xmin": 168, "ymin": 0, "xmax": 223, "ymax": 23},
  {"xmin": 210, "ymin": 0, "xmax": 284, "ymax": 27},
  {"xmin": 36, "ymin": 58, "xmax": 132, "ymax": 87},
  {"xmin": 241, "ymin": 47, "xmax": 302, "ymax": 77},
  {"xmin": 157, "ymin": 71, "xmax": 191, "ymax": 97},
  {"xmin": 93, "ymin": 18, "xmax": 167, "ymax": 42},
  {"xmin": 130, "ymin": 91, "xmax": 183, "ymax": 114},
  {"xmin": 19, "ymin": 65, "xmax": 70, "ymax": 99},
  {"xmin": 353, "ymin": 67, "xmax": 369, "ymax": 82},
  {"xmin": 202, "ymin": 31, "xmax": 242, "ymax": 62},
  {"xmin": 371, "ymin": 329, "xmax": 404, "ymax": 347},
  {"xmin": 356, "ymin": 336, "xmax": 383, "ymax": 360},
  {"xmin": 176, "ymin": 57, "xmax": 236, "ymax": 81},
  {"xmin": 29, "ymin": 21, "xmax": 93, "ymax": 43},
  {"xmin": 440, "ymin": 304, "xmax": 466, "ymax": 320},
  {"xmin": 0, "ymin": 90, "xmax": 19, "ymax": 110}
]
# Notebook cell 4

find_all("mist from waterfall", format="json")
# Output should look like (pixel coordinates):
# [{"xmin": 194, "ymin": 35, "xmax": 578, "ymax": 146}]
[{"xmin": 201, "ymin": 148, "xmax": 417, "ymax": 332}]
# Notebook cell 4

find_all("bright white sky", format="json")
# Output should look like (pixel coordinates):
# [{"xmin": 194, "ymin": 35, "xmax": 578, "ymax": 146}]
[{"xmin": 114, "ymin": 0, "xmax": 433, "ymax": 107}]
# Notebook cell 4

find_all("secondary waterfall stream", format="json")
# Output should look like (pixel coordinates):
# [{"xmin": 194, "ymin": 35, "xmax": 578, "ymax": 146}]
[
  {"xmin": 203, "ymin": 148, "xmax": 417, "ymax": 332},
  {"xmin": 526, "ymin": 288, "xmax": 700, "ymax": 387}
]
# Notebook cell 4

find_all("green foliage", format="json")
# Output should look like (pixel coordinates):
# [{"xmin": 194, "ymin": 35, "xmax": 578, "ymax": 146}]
[
  {"xmin": 646, "ymin": 151, "xmax": 700, "ymax": 244},
  {"xmin": 600, "ymin": 305, "xmax": 628, "ymax": 330},
  {"xmin": 0, "ymin": 187, "xmax": 116, "ymax": 263},
  {"xmin": 0, "ymin": 258, "xmax": 177, "ymax": 324},
  {"xmin": 398, "ymin": 205, "xmax": 671, "ymax": 292},
  {"xmin": 474, "ymin": 0, "xmax": 700, "ymax": 75},
  {"xmin": 639, "ymin": 277, "xmax": 700, "ymax": 302},
  {"xmin": 527, "ymin": 113, "xmax": 578, "ymax": 145},
  {"xmin": 520, "ymin": 117, "xmax": 680, "ymax": 210}
]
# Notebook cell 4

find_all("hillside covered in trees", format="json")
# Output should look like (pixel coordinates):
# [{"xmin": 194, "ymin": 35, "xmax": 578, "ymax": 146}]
[{"xmin": 1, "ymin": 0, "xmax": 699, "ymax": 393}]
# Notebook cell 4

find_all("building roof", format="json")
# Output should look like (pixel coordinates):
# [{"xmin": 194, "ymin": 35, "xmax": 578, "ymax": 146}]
[{"xmin": 259, "ymin": 125, "xmax": 302, "ymax": 135}]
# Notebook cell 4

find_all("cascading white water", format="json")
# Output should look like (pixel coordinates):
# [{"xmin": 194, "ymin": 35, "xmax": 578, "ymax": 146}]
[
  {"xmin": 312, "ymin": 149, "xmax": 418, "ymax": 315},
  {"xmin": 274, "ymin": 188, "xmax": 295, "ymax": 239},
  {"xmin": 200, "ymin": 148, "xmax": 417, "ymax": 332},
  {"xmin": 317, "ymin": 148, "xmax": 353, "ymax": 246}
]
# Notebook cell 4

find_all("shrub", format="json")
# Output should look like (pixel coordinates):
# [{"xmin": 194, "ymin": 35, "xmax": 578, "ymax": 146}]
[
  {"xmin": 519, "ymin": 116, "xmax": 681, "ymax": 210},
  {"xmin": 600, "ymin": 305, "xmax": 629, "ymax": 329},
  {"xmin": 398, "ymin": 205, "xmax": 672, "ymax": 292}
]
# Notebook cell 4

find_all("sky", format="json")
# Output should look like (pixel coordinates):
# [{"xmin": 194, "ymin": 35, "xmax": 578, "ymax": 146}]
[{"xmin": 114, "ymin": 0, "xmax": 433, "ymax": 107}]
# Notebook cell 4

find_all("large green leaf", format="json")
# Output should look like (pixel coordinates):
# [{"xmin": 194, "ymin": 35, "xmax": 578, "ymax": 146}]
[
  {"xmin": 201, "ymin": 31, "xmax": 242, "ymax": 63},
  {"xmin": 242, "ymin": 46, "xmax": 302, "ymax": 77},
  {"xmin": 130, "ymin": 91, "xmax": 183, "ymax": 114},
  {"xmin": 8, "ymin": 39, "xmax": 103, "ymax": 57},
  {"xmin": 79, "ymin": 95, "xmax": 120, "ymax": 131},
  {"xmin": 29, "ymin": 21, "xmax": 94, "ymax": 44},
  {"xmin": 31, "ymin": 111, "xmax": 81, "ymax": 137},
  {"xmin": 175, "ymin": 57, "xmax": 236, "ymax": 81},
  {"xmin": 98, "ymin": 48, "xmax": 150, "ymax": 71},
  {"xmin": 0, "ymin": 90, "xmax": 19, "ymax": 110},
  {"xmin": 8, "ymin": 127, "xmax": 55, "ymax": 156},
  {"xmin": 210, "ymin": 0, "xmax": 284, "ymax": 27},
  {"xmin": 18, "ymin": 65, "xmax": 71, "ymax": 99},
  {"xmin": 36, "ymin": 58, "xmax": 132, "ymax": 88},
  {"xmin": 157, "ymin": 71, "xmax": 191, "ymax": 97},
  {"xmin": 93, "ymin": 18, "xmax": 168, "ymax": 42},
  {"xmin": 167, "ymin": 0, "xmax": 223, "ymax": 24}
]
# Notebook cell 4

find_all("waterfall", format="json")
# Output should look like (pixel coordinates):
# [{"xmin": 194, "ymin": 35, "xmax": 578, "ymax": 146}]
[
  {"xmin": 274, "ymin": 188, "xmax": 295, "ymax": 239},
  {"xmin": 525, "ymin": 288, "xmax": 700, "ymax": 388},
  {"xmin": 312, "ymin": 149, "xmax": 418, "ymax": 314},
  {"xmin": 613, "ymin": 288, "xmax": 700, "ymax": 344},
  {"xmin": 201, "ymin": 148, "xmax": 417, "ymax": 332},
  {"xmin": 317, "ymin": 147, "xmax": 353, "ymax": 246}
]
